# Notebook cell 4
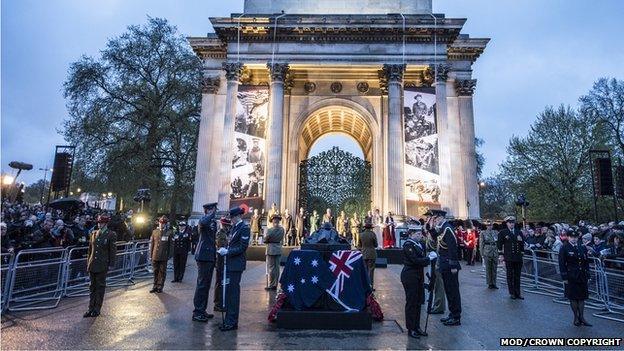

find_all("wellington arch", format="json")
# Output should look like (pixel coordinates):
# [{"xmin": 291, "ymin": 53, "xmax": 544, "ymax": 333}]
[{"xmin": 188, "ymin": 0, "xmax": 489, "ymax": 220}]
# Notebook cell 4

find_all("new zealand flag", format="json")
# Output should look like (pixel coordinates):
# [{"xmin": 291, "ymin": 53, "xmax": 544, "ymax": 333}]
[
  {"xmin": 326, "ymin": 250, "xmax": 372, "ymax": 311},
  {"xmin": 279, "ymin": 250, "xmax": 334, "ymax": 310}
]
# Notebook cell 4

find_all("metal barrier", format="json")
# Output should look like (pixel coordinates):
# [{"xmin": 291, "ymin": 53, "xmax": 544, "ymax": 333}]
[
  {"xmin": 594, "ymin": 258, "xmax": 624, "ymax": 322},
  {"xmin": 6, "ymin": 247, "xmax": 68, "ymax": 311},
  {"xmin": 1, "ymin": 252, "xmax": 14, "ymax": 312},
  {"xmin": 63, "ymin": 246, "xmax": 90, "ymax": 297},
  {"xmin": 130, "ymin": 240, "xmax": 152, "ymax": 280}
]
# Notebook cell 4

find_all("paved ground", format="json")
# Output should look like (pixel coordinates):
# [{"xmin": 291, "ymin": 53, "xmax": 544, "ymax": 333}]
[{"xmin": 2, "ymin": 259, "xmax": 623, "ymax": 350}]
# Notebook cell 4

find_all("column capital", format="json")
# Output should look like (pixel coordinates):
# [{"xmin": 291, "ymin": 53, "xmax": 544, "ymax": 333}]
[
  {"xmin": 222, "ymin": 62, "xmax": 244, "ymax": 81},
  {"xmin": 201, "ymin": 76, "xmax": 221, "ymax": 94},
  {"xmin": 267, "ymin": 62, "xmax": 290, "ymax": 82},
  {"xmin": 382, "ymin": 64, "xmax": 406, "ymax": 82},
  {"xmin": 429, "ymin": 64, "xmax": 451, "ymax": 83},
  {"xmin": 455, "ymin": 79, "xmax": 477, "ymax": 96}
]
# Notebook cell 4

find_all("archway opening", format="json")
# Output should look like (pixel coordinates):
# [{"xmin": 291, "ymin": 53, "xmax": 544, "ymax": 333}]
[{"xmin": 308, "ymin": 132, "xmax": 365, "ymax": 160}]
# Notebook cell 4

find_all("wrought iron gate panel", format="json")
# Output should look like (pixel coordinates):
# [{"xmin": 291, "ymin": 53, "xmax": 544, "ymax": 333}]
[{"xmin": 298, "ymin": 147, "xmax": 371, "ymax": 216}]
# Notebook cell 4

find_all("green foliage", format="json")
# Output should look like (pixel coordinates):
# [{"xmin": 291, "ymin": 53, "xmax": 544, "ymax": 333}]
[
  {"xmin": 62, "ymin": 17, "xmax": 203, "ymax": 217},
  {"xmin": 22, "ymin": 179, "xmax": 50, "ymax": 204}
]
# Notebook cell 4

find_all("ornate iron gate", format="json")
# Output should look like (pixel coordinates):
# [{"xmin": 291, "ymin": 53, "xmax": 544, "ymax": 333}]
[{"xmin": 298, "ymin": 147, "xmax": 371, "ymax": 217}]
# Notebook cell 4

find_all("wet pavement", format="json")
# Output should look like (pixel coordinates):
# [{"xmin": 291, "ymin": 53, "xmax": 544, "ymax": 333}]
[{"xmin": 2, "ymin": 258, "xmax": 623, "ymax": 350}]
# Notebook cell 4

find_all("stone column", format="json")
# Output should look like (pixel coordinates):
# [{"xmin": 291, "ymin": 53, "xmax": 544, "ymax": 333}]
[
  {"xmin": 432, "ymin": 64, "xmax": 452, "ymax": 214},
  {"xmin": 264, "ymin": 63, "xmax": 289, "ymax": 209},
  {"xmin": 446, "ymin": 76, "xmax": 465, "ymax": 218},
  {"xmin": 382, "ymin": 64, "xmax": 406, "ymax": 216},
  {"xmin": 191, "ymin": 75, "xmax": 221, "ymax": 215},
  {"xmin": 217, "ymin": 62, "xmax": 243, "ymax": 210},
  {"xmin": 456, "ymin": 79, "xmax": 480, "ymax": 219}
]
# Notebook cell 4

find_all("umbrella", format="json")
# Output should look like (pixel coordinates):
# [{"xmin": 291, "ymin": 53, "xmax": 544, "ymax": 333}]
[{"xmin": 48, "ymin": 198, "xmax": 85, "ymax": 211}]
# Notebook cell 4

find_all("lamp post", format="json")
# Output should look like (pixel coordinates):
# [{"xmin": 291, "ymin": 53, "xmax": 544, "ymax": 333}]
[{"xmin": 38, "ymin": 167, "xmax": 52, "ymax": 204}]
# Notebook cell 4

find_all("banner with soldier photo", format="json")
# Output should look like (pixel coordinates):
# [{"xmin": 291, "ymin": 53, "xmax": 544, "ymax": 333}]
[
  {"xmin": 230, "ymin": 85, "xmax": 269, "ymax": 210},
  {"xmin": 403, "ymin": 87, "xmax": 441, "ymax": 206}
]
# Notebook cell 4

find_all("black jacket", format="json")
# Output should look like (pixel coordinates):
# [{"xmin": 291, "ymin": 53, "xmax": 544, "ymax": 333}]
[
  {"xmin": 497, "ymin": 228, "xmax": 525, "ymax": 262},
  {"xmin": 172, "ymin": 227, "xmax": 191, "ymax": 255},
  {"xmin": 558, "ymin": 241, "xmax": 590, "ymax": 283},
  {"xmin": 225, "ymin": 220, "xmax": 250, "ymax": 272},
  {"xmin": 430, "ymin": 221, "xmax": 460, "ymax": 272},
  {"xmin": 195, "ymin": 213, "xmax": 217, "ymax": 262}
]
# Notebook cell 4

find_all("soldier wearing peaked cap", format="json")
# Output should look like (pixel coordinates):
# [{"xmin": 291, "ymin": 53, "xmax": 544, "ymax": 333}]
[
  {"xmin": 358, "ymin": 218, "xmax": 378, "ymax": 289},
  {"xmin": 497, "ymin": 216, "xmax": 525, "ymax": 300},
  {"xmin": 172, "ymin": 220, "xmax": 191, "ymax": 282},
  {"xmin": 479, "ymin": 219, "xmax": 500, "ymax": 289},
  {"xmin": 83, "ymin": 214, "xmax": 117, "ymax": 318},
  {"xmin": 150, "ymin": 216, "xmax": 172, "ymax": 293},
  {"xmin": 192, "ymin": 202, "xmax": 218, "ymax": 322}
]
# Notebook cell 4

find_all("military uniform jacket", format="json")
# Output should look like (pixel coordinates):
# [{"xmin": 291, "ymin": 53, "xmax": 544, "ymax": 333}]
[
  {"xmin": 558, "ymin": 241, "xmax": 590, "ymax": 283},
  {"xmin": 497, "ymin": 228, "xmax": 525, "ymax": 262},
  {"xmin": 150, "ymin": 227, "xmax": 172, "ymax": 262},
  {"xmin": 87, "ymin": 227, "xmax": 117, "ymax": 273},
  {"xmin": 401, "ymin": 239, "xmax": 430, "ymax": 305},
  {"xmin": 250, "ymin": 215, "xmax": 261, "ymax": 234},
  {"xmin": 358, "ymin": 229, "xmax": 378, "ymax": 260},
  {"xmin": 431, "ymin": 222, "xmax": 461, "ymax": 272},
  {"xmin": 195, "ymin": 213, "xmax": 217, "ymax": 262},
  {"xmin": 264, "ymin": 226, "xmax": 284, "ymax": 256},
  {"xmin": 172, "ymin": 227, "xmax": 191, "ymax": 255},
  {"xmin": 216, "ymin": 227, "xmax": 229, "ymax": 249},
  {"xmin": 295, "ymin": 213, "xmax": 306, "ymax": 236},
  {"xmin": 225, "ymin": 220, "xmax": 251, "ymax": 272},
  {"xmin": 479, "ymin": 230, "xmax": 499, "ymax": 258},
  {"xmin": 282, "ymin": 215, "xmax": 294, "ymax": 234}
]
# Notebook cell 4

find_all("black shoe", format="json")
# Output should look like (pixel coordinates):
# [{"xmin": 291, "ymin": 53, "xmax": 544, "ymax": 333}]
[
  {"xmin": 510, "ymin": 295, "xmax": 517, "ymax": 300},
  {"xmin": 91, "ymin": 311, "xmax": 100, "ymax": 317},
  {"xmin": 264, "ymin": 286, "xmax": 273, "ymax": 291},
  {"xmin": 149, "ymin": 288, "xmax": 157, "ymax": 293},
  {"xmin": 492, "ymin": 285, "xmax": 499, "ymax": 289},
  {"xmin": 488, "ymin": 285, "xmax": 494, "ymax": 289},
  {"xmin": 443, "ymin": 318, "xmax": 461, "ymax": 326},
  {"xmin": 580, "ymin": 319, "xmax": 592, "ymax": 327},
  {"xmin": 407, "ymin": 330, "xmax": 420, "ymax": 339},
  {"xmin": 416, "ymin": 328, "xmax": 428, "ymax": 336},
  {"xmin": 219, "ymin": 324, "xmax": 238, "ymax": 331},
  {"xmin": 440, "ymin": 316, "xmax": 452, "ymax": 323},
  {"xmin": 156, "ymin": 288, "xmax": 163, "ymax": 293},
  {"xmin": 516, "ymin": 295, "xmax": 524, "ymax": 300},
  {"xmin": 192, "ymin": 314, "xmax": 209, "ymax": 323},
  {"xmin": 429, "ymin": 310, "xmax": 444, "ymax": 315},
  {"xmin": 205, "ymin": 313, "xmax": 214, "ymax": 319},
  {"xmin": 573, "ymin": 318, "xmax": 581, "ymax": 326},
  {"xmin": 214, "ymin": 306, "xmax": 225, "ymax": 312},
  {"xmin": 83, "ymin": 310, "xmax": 95, "ymax": 318},
  {"xmin": 171, "ymin": 279, "xmax": 178, "ymax": 283}
]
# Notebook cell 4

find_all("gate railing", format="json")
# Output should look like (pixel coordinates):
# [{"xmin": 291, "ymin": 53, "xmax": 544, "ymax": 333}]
[{"xmin": 3, "ymin": 241, "xmax": 153, "ymax": 312}]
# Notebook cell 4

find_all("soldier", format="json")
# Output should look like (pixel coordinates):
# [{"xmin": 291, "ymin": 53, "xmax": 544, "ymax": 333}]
[
  {"xmin": 424, "ymin": 214, "xmax": 446, "ymax": 315},
  {"xmin": 295, "ymin": 207, "xmax": 306, "ymax": 246},
  {"xmin": 479, "ymin": 220, "xmax": 499, "ymax": 289},
  {"xmin": 427, "ymin": 210, "xmax": 461, "ymax": 326},
  {"xmin": 357, "ymin": 218, "xmax": 378, "ymax": 289},
  {"xmin": 336, "ymin": 211, "xmax": 348, "ymax": 238},
  {"xmin": 250, "ymin": 209, "xmax": 261, "ymax": 245},
  {"xmin": 214, "ymin": 216, "xmax": 232, "ymax": 312},
  {"xmin": 217, "ymin": 206, "xmax": 250, "ymax": 331},
  {"xmin": 559, "ymin": 229, "xmax": 592, "ymax": 326},
  {"xmin": 150, "ymin": 216, "xmax": 172, "ymax": 293},
  {"xmin": 350, "ymin": 212, "xmax": 361, "ymax": 247},
  {"xmin": 497, "ymin": 216, "xmax": 525, "ymax": 300},
  {"xmin": 282, "ymin": 209, "xmax": 294, "ymax": 246},
  {"xmin": 402, "ymin": 220, "xmax": 437, "ymax": 338},
  {"xmin": 267, "ymin": 203, "xmax": 279, "ymax": 222},
  {"xmin": 322, "ymin": 208, "xmax": 334, "ymax": 226},
  {"xmin": 264, "ymin": 214, "xmax": 284, "ymax": 290},
  {"xmin": 83, "ymin": 214, "xmax": 117, "ymax": 318},
  {"xmin": 171, "ymin": 220, "xmax": 191, "ymax": 282},
  {"xmin": 192, "ymin": 202, "xmax": 218, "ymax": 322},
  {"xmin": 309, "ymin": 209, "xmax": 320, "ymax": 234}
]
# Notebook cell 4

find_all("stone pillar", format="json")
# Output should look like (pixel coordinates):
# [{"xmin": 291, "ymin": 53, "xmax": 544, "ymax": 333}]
[
  {"xmin": 446, "ymin": 76, "xmax": 465, "ymax": 218},
  {"xmin": 217, "ymin": 62, "xmax": 243, "ymax": 210},
  {"xmin": 191, "ymin": 75, "xmax": 221, "ymax": 215},
  {"xmin": 265, "ymin": 63, "xmax": 289, "ymax": 209},
  {"xmin": 456, "ymin": 79, "xmax": 480, "ymax": 219},
  {"xmin": 432, "ymin": 64, "xmax": 452, "ymax": 214},
  {"xmin": 382, "ymin": 64, "xmax": 406, "ymax": 216}
]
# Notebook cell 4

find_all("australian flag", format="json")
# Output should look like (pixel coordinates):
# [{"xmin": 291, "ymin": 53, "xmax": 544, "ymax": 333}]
[
  {"xmin": 280, "ymin": 250, "xmax": 334, "ymax": 310},
  {"xmin": 327, "ymin": 250, "xmax": 372, "ymax": 311}
]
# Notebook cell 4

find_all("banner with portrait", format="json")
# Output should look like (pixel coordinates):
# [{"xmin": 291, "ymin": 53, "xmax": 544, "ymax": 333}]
[
  {"xmin": 403, "ymin": 87, "xmax": 441, "ymax": 209},
  {"xmin": 230, "ymin": 85, "xmax": 269, "ymax": 211}
]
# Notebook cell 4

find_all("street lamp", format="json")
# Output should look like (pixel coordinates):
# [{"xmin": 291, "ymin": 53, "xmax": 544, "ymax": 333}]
[
  {"xmin": 107, "ymin": 192, "xmax": 113, "ymax": 197},
  {"xmin": 76, "ymin": 188, "xmax": 81, "ymax": 193},
  {"xmin": 2, "ymin": 175, "xmax": 15, "ymax": 185}
]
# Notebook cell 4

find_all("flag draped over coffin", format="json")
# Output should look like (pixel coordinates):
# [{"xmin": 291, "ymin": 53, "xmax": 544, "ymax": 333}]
[
  {"xmin": 279, "ymin": 250, "xmax": 334, "ymax": 310},
  {"xmin": 326, "ymin": 250, "xmax": 372, "ymax": 311}
]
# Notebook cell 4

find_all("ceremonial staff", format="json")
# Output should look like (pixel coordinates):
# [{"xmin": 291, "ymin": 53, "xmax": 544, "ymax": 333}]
[
  {"xmin": 424, "ymin": 257, "xmax": 437, "ymax": 334},
  {"xmin": 221, "ymin": 233, "xmax": 229, "ymax": 328}
]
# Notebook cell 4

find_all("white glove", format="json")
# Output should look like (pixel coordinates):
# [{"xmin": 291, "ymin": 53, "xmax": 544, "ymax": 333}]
[
  {"xmin": 217, "ymin": 248, "xmax": 228, "ymax": 256},
  {"xmin": 428, "ymin": 251, "xmax": 438, "ymax": 261}
]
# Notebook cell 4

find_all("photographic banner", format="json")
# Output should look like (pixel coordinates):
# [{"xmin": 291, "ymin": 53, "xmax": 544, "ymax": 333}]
[
  {"xmin": 230, "ymin": 85, "xmax": 269, "ymax": 211},
  {"xmin": 403, "ymin": 87, "xmax": 441, "ymax": 214}
]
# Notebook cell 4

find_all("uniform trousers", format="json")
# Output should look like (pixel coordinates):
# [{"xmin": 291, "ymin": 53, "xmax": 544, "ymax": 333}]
[
  {"xmin": 431, "ymin": 270, "xmax": 446, "ymax": 313},
  {"xmin": 266, "ymin": 255, "xmax": 281, "ymax": 288},
  {"xmin": 193, "ymin": 260, "xmax": 215, "ymax": 316},
  {"xmin": 401, "ymin": 274, "xmax": 423, "ymax": 331},
  {"xmin": 441, "ymin": 270, "xmax": 462, "ymax": 319},
  {"xmin": 364, "ymin": 259, "xmax": 375, "ymax": 288},
  {"xmin": 173, "ymin": 252, "xmax": 188, "ymax": 281},
  {"xmin": 505, "ymin": 261, "xmax": 523, "ymax": 297},
  {"xmin": 484, "ymin": 256, "xmax": 498, "ymax": 286},
  {"xmin": 224, "ymin": 271, "xmax": 242, "ymax": 326},
  {"xmin": 152, "ymin": 260, "xmax": 167, "ymax": 289},
  {"xmin": 214, "ymin": 256, "xmax": 224, "ymax": 309},
  {"xmin": 88, "ymin": 271, "xmax": 107, "ymax": 313}
]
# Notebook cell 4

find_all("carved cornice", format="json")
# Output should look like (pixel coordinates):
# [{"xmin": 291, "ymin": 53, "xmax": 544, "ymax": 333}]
[
  {"xmin": 201, "ymin": 76, "xmax": 221, "ymax": 94},
  {"xmin": 267, "ymin": 63, "xmax": 290, "ymax": 82},
  {"xmin": 448, "ymin": 35, "xmax": 490, "ymax": 63},
  {"xmin": 382, "ymin": 64, "xmax": 406, "ymax": 83},
  {"xmin": 455, "ymin": 79, "xmax": 477, "ymax": 96},
  {"xmin": 223, "ymin": 62, "xmax": 244, "ymax": 81},
  {"xmin": 187, "ymin": 35, "xmax": 227, "ymax": 60}
]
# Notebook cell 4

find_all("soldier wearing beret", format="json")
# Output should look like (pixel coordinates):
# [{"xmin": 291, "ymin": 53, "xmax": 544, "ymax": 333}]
[
  {"xmin": 171, "ymin": 220, "xmax": 191, "ymax": 283},
  {"xmin": 497, "ymin": 216, "xmax": 525, "ymax": 300},
  {"xmin": 83, "ymin": 214, "xmax": 117, "ymax": 318},
  {"xmin": 559, "ymin": 229, "xmax": 592, "ymax": 326},
  {"xmin": 150, "ymin": 216, "xmax": 172, "ymax": 293},
  {"xmin": 218, "ymin": 206, "xmax": 250, "ymax": 331},
  {"xmin": 192, "ymin": 202, "xmax": 218, "ymax": 322}
]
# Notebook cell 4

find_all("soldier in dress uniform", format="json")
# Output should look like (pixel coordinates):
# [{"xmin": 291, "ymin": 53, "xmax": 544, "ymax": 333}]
[
  {"xmin": 250, "ymin": 209, "xmax": 261, "ymax": 245},
  {"xmin": 295, "ymin": 207, "xmax": 307, "ymax": 246},
  {"xmin": 401, "ymin": 220, "xmax": 437, "ymax": 338},
  {"xmin": 171, "ymin": 220, "xmax": 191, "ymax": 282},
  {"xmin": 264, "ymin": 214, "xmax": 284, "ymax": 290},
  {"xmin": 217, "ymin": 206, "xmax": 250, "ymax": 331},
  {"xmin": 479, "ymin": 220, "xmax": 499, "ymax": 289},
  {"xmin": 427, "ymin": 210, "xmax": 461, "ymax": 326},
  {"xmin": 309, "ymin": 210, "xmax": 320, "ymax": 234},
  {"xmin": 214, "ymin": 216, "xmax": 232, "ymax": 312},
  {"xmin": 336, "ymin": 211, "xmax": 348, "ymax": 238},
  {"xmin": 150, "ymin": 216, "xmax": 172, "ymax": 293},
  {"xmin": 83, "ymin": 214, "xmax": 117, "ymax": 317},
  {"xmin": 497, "ymin": 216, "xmax": 525, "ymax": 300},
  {"xmin": 322, "ymin": 208, "xmax": 334, "ymax": 227},
  {"xmin": 267, "ymin": 203, "xmax": 279, "ymax": 223},
  {"xmin": 350, "ymin": 212, "xmax": 361, "ymax": 247},
  {"xmin": 559, "ymin": 229, "xmax": 592, "ymax": 326},
  {"xmin": 192, "ymin": 202, "xmax": 218, "ymax": 322},
  {"xmin": 357, "ymin": 218, "xmax": 378, "ymax": 289},
  {"xmin": 282, "ymin": 209, "xmax": 295, "ymax": 246}
]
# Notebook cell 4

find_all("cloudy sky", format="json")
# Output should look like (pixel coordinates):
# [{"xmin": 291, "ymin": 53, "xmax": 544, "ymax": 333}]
[{"xmin": 2, "ymin": 0, "xmax": 624, "ymax": 184}]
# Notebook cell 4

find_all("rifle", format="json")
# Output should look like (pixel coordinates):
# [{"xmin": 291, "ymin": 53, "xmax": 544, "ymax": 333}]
[{"xmin": 424, "ymin": 257, "xmax": 437, "ymax": 334}]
